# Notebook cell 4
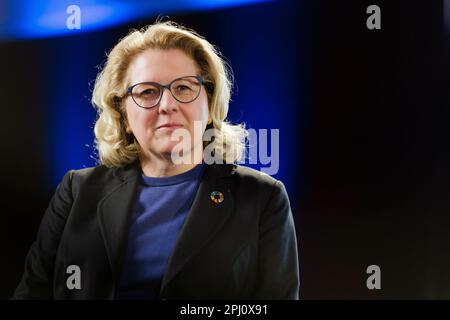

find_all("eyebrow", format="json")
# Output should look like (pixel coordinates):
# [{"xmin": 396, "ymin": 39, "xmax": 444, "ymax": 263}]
[{"xmin": 129, "ymin": 75, "xmax": 200, "ymax": 86}]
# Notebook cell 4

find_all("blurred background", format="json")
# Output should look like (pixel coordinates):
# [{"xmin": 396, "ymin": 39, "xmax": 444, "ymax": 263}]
[{"xmin": 1, "ymin": 0, "xmax": 450, "ymax": 299}]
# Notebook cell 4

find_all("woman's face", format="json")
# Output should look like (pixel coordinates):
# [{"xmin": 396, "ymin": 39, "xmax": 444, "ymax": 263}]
[{"xmin": 124, "ymin": 48, "xmax": 209, "ymax": 161}]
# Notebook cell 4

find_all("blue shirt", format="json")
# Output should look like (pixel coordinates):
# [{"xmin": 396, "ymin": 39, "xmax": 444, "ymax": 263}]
[{"xmin": 116, "ymin": 163, "xmax": 206, "ymax": 299}]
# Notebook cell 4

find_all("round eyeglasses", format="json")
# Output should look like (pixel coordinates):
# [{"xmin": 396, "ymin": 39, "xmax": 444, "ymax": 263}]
[{"xmin": 124, "ymin": 75, "xmax": 205, "ymax": 109}]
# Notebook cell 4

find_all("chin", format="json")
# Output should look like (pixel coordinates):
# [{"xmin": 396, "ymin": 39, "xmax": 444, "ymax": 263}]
[{"xmin": 155, "ymin": 143, "xmax": 181, "ymax": 155}]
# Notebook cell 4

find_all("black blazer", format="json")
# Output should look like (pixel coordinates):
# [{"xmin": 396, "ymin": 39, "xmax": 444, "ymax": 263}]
[{"xmin": 13, "ymin": 161, "xmax": 300, "ymax": 300}]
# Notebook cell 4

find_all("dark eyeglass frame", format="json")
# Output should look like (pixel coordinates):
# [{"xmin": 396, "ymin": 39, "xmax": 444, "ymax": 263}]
[{"xmin": 124, "ymin": 75, "xmax": 206, "ymax": 109}]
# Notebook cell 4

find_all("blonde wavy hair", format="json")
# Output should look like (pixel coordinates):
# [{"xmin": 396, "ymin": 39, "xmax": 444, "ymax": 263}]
[{"xmin": 92, "ymin": 20, "xmax": 247, "ymax": 168}]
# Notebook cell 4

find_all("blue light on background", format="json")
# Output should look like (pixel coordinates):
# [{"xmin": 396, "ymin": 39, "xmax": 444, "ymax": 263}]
[
  {"xmin": 0, "ymin": 0, "xmax": 271, "ymax": 40},
  {"xmin": 1, "ymin": 0, "xmax": 301, "ymax": 201}
]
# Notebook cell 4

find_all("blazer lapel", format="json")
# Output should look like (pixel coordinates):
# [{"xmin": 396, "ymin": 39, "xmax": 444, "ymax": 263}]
[
  {"xmin": 159, "ymin": 164, "xmax": 236, "ymax": 297},
  {"xmin": 97, "ymin": 161, "xmax": 141, "ymax": 293},
  {"xmin": 97, "ymin": 161, "xmax": 236, "ymax": 299}
]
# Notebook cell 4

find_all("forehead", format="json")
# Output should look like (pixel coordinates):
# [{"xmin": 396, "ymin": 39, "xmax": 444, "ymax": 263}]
[{"xmin": 126, "ymin": 48, "xmax": 198, "ymax": 84}]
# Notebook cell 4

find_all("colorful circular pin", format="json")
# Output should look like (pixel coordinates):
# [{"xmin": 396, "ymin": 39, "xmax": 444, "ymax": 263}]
[{"xmin": 210, "ymin": 191, "xmax": 224, "ymax": 204}]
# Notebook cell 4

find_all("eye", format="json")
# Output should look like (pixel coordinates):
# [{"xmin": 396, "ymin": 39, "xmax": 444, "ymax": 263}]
[
  {"xmin": 175, "ymin": 85, "xmax": 193, "ymax": 92},
  {"xmin": 140, "ymin": 88, "xmax": 158, "ymax": 96}
]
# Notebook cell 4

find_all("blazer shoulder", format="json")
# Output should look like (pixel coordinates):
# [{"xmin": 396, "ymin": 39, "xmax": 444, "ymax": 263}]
[
  {"xmin": 71, "ymin": 164, "xmax": 111, "ymax": 180},
  {"xmin": 232, "ymin": 164, "xmax": 282, "ymax": 190},
  {"xmin": 68, "ymin": 164, "xmax": 121, "ymax": 189}
]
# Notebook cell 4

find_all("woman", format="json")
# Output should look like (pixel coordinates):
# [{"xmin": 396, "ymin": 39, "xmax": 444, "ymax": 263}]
[{"xmin": 13, "ymin": 21, "xmax": 300, "ymax": 300}]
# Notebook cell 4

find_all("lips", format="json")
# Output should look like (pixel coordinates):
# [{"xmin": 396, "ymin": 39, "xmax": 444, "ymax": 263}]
[{"xmin": 156, "ymin": 123, "xmax": 184, "ymax": 130}]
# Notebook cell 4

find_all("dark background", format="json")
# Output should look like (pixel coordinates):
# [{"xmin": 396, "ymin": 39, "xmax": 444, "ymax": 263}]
[{"xmin": 1, "ymin": 0, "xmax": 450, "ymax": 299}]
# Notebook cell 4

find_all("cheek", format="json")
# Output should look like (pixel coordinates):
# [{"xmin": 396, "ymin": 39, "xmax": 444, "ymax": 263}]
[
  {"xmin": 126, "ymin": 102, "xmax": 156, "ymax": 130},
  {"xmin": 191, "ymin": 97, "xmax": 209, "ymax": 137},
  {"xmin": 125, "ymin": 102, "xmax": 137, "ymax": 126},
  {"xmin": 183, "ymin": 105, "xmax": 208, "ymax": 137},
  {"xmin": 192, "ymin": 93, "xmax": 209, "ymax": 121}
]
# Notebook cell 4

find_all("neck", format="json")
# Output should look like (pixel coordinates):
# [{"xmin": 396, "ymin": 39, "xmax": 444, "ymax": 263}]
[{"xmin": 139, "ymin": 146, "xmax": 203, "ymax": 177}]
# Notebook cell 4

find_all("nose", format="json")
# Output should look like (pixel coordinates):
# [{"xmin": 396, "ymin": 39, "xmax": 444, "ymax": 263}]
[{"xmin": 158, "ymin": 87, "xmax": 179, "ymax": 114}]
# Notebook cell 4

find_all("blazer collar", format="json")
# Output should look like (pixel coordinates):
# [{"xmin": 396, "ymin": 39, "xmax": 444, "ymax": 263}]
[
  {"xmin": 96, "ymin": 160, "xmax": 236, "ymax": 298},
  {"xmin": 111, "ymin": 159, "xmax": 235, "ymax": 182}
]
